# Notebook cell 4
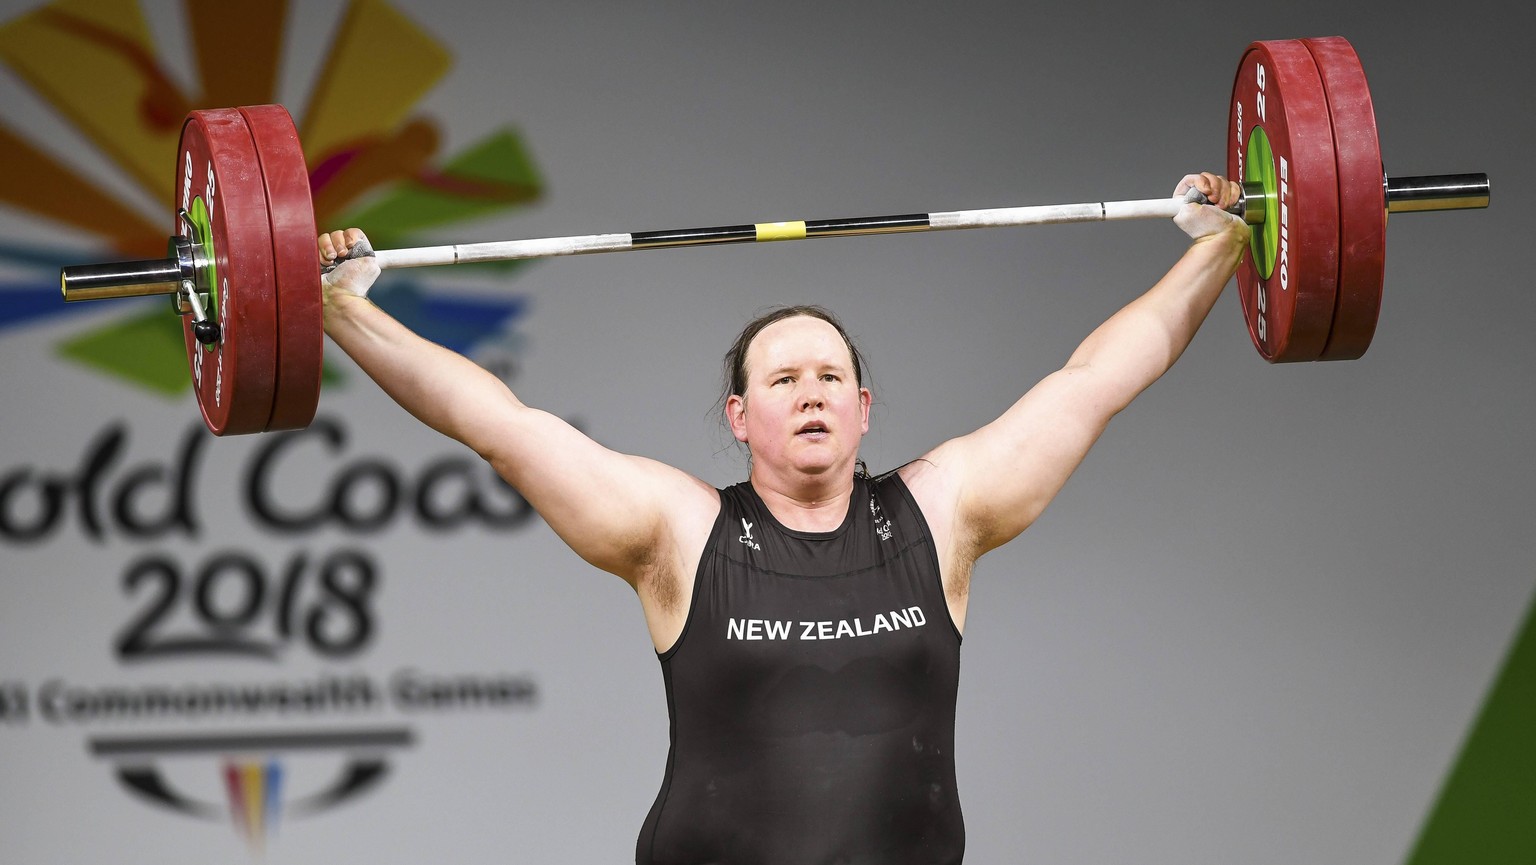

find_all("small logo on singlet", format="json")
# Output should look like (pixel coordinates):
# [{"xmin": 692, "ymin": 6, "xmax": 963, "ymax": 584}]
[
  {"xmin": 869, "ymin": 495, "xmax": 893, "ymax": 541},
  {"xmin": 738, "ymin": 518, "xmax": 761, "ymax": 551}
]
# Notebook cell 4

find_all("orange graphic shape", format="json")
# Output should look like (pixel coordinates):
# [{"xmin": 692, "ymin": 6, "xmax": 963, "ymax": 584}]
[
  {"xmin": 0, "ymin": 122, "xmax": 163, "ymax": 255},
  {"xmin": 188, "ymin": 0, "xmax": 287, "ymax": 107}
]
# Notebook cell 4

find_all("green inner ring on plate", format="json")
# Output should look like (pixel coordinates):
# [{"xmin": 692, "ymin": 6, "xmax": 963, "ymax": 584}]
[
  {"xmin": 186, "ymin": 196, "xmax": 219, "ymax": 348},
  {"xmin": 1245, "ymin": 125, "xmax": 1279, "ymax": 279}
]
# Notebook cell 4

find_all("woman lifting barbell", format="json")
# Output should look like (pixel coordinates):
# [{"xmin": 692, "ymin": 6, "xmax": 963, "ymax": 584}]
[{"xmin": 316, "ymin": 171, "xmax": 1245, "ymax": 865}]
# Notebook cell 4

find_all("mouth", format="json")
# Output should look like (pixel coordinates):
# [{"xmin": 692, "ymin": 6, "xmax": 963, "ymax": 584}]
[{"xmin": 796, "ymin": 421, "xmax": 830, "ymax": 440}]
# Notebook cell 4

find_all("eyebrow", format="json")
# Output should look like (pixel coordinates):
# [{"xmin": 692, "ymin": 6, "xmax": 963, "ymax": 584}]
[{"xmin": 764, "ymin": 361, "xmax": 850, "ymax": 379}]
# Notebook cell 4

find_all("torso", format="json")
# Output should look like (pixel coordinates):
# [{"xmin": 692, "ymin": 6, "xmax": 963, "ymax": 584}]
[{"xmin": 635, "ymin": 474, "xmax": 965, "ymax": 865}]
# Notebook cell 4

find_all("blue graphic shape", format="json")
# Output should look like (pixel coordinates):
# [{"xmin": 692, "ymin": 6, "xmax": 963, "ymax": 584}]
[
  {"xmin": 0, "ymin": 281, "xmax": 160, "ymax": 333},
  {"xmin": 372, "ymin": 279, "xmax": 529, "ymax": 354},
  {"xmin": 265, "ymin": 758, "xmax": 284, "ymax": 837},
  {"xmin": 0, "ymin": 240, "xmax": 162, "ymax": 332}
]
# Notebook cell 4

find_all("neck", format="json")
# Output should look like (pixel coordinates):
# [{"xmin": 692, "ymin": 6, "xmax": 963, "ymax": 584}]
[{"xmin": 748, "ymin": 468, "xmax": 856, "ymax": 533}]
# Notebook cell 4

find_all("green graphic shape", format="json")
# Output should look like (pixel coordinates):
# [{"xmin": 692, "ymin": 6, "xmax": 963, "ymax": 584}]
[
  {"xmin": 56, "ymin": 308, "xmax": 341, "ymax": 397},
  {"xmin": 1404, "ymin": 588, "xmax": 1536, "ymax": 864},
  {"xmin": 57, "ymin": 308, "xmax": 194, "ymax": 395}
]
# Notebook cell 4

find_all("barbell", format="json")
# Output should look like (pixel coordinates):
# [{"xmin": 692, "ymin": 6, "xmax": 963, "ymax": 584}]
[{"xmin": 58, "ymin": 36, "xmax": 1489, "ymax": 436}]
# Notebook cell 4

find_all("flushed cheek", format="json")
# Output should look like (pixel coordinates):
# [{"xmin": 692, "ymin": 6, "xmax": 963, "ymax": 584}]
[{"xmin": 738, "ymin": 404, "xmax": 786, "ymax": 445}]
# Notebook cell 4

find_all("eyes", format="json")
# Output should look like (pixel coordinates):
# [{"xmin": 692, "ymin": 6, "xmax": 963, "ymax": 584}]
[{"xmin": 772, "ymin": 373, "xmax": 841, "ymax": 386}]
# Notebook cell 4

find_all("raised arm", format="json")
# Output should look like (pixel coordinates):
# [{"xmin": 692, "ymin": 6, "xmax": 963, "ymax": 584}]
[
  {"xmin": 318, "ymin": 230, "xmax": 718, "ymax": 630},
  {"xmin": 903, "ymin": 174, "xmax": 1248, "ymax": 576}
]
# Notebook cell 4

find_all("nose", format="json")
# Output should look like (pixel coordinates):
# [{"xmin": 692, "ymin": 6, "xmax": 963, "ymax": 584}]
[{"xmin": 799, "ymin": 380, "xmax": 825, "ymax": 410}]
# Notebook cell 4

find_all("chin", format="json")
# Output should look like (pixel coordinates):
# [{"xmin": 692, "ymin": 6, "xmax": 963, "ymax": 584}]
[{"xmin": 793, "ymin": 455, "xmax": 845, "ymax": 476}]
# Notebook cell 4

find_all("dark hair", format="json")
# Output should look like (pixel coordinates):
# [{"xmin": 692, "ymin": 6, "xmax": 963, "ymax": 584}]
[{"xmin": 720, "ymin": 305, "xmax": 867, "ymax": 404}]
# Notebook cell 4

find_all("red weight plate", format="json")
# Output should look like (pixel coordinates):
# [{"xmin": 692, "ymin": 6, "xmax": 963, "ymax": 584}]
[
  {"xmin": 1303, "ymin": 36, "xmax": 1387, "ymax": 361},
  {"xmin": 1227, "ymin": 40, "xmax": 1340, "ymax": 362},
  {"xmin": 178, "ymin": 109, "xmax": 278, "ymax": 435},
  {"xmin": 240, "ymin": 104, "xmax": 323, "ymax": 431}
]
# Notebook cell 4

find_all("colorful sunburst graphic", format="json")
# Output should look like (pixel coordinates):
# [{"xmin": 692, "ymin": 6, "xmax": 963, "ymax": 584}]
[
  {"xmin": 0, "ymin": 0, "xmax": 540, "ymax": 395},
  {"xmin": 0, "ymin": 0, "xmax": 540, "ymax": 852}
]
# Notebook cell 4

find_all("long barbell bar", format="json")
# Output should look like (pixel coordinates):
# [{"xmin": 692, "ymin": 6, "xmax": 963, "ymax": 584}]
[
  {"xmin": 58, "ymin": 173, "xmax": 1488, "ymax": 304},
  {"xmin": 46, "ymin": 37, "xmax": 1498, "ymax": 436},
  {"xmin": 60, "ymin": 193, "xmax": 1220, "ymax": 304}
]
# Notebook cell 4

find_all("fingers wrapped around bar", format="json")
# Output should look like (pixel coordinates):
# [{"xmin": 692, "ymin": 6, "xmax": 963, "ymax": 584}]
[
  {"xmin": 319, "ymin": 228, "xmax": 380, "ymax": 299},
  {"xmin": 1173, "ymin": 173, "xmax": 1246, "ymax": 240}
]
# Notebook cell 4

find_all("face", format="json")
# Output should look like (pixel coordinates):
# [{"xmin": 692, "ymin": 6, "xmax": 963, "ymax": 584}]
[{"xmin": 726, "ymin": 315, "xmax": 872, "ymax": 480}]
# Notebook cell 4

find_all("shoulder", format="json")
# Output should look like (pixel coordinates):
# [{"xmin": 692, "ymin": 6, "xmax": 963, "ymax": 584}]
[
  {"xmin": 661, "ymin": 469, "xmax": 726, "ymax": 538},
  {"xmin": 893, "ymin": 441, "xmax": 981, "ymax": 562},
  {"xmin": 894, "ymin": 446, "xmax": 963, "ymax": 527},
  {"xmin": 570, "ymin": 455, "xmax": 721, "ymax": 583},
  {"xmin": 894, "ymin": 442, "xmax": 966, "ymax": 516}
]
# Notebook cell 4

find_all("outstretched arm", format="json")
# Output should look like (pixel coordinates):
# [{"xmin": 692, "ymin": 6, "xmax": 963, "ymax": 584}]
[
  {"xmin": 317, "ymin": 230, "xmax": 718, "ymax": 598},
  {"xmin": 904, "ymin": 173, "xmax": 1249, "ymax": 565}
]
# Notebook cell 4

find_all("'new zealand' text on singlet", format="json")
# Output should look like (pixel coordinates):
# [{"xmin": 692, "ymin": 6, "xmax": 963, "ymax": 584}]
[{"xmin": 637, "ymin": 474, "xmax": 964, "ymax": 865}]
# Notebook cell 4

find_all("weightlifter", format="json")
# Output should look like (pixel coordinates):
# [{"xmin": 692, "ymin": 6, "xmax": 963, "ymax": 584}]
[{"xmin": 317, "ymin": 172, "xmax": 1246, "ymax": 865}]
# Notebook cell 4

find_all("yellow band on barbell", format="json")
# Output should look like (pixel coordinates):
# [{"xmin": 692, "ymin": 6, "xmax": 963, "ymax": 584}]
[{"xmin": 755, "ymin": 221, "xmax": 807, "ymax": 242}]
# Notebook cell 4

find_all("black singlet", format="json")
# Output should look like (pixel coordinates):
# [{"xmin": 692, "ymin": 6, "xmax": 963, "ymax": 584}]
[{"xmin": 637, "ymin": 474, "xmax": 964, "ymax": 865}]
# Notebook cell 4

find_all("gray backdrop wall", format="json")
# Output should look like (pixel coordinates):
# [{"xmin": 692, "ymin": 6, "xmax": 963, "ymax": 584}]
[{"xmin": 1, "ymin": 1, "xmax": 1530, "ymax": 863}]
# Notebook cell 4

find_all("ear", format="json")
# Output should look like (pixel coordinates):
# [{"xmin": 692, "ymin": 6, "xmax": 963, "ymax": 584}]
[
  {"xmin": 859, "ymin": 387, "xmax": 872, "ymax": 434},
  {"xmin": 727, "ymin": 394, "xmax": 749, "ymax": 442}
]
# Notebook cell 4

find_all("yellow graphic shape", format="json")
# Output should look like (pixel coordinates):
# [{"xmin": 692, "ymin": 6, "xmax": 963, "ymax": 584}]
[
  {"xmin": 0, "ymin": 0, "xmax": 188, "ymax": 206},
  {"xmin": 240, "ymin": 761, "xmax": 265, "ymax": 846},
  {"xmin": 0, "ymin": 123, "xmax": 163, "ymax": 255},
  {"xmin": 301, "ymin": 0, "xmax": 451, "ymax": 163}
]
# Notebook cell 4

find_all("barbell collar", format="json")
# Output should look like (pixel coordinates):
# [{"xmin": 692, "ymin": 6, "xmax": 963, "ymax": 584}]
[{"xmin": 1240, "ymin": 181, "xmax": 1265, "ymax": 224}]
